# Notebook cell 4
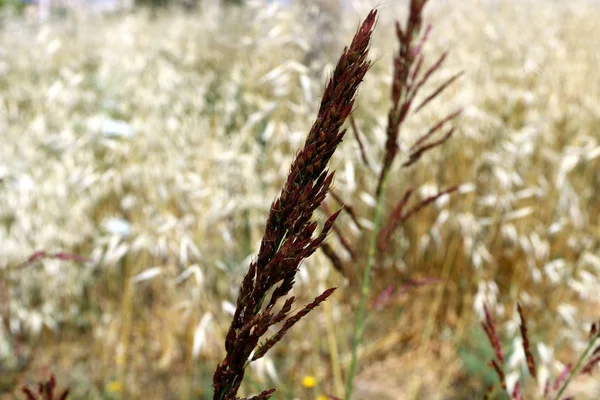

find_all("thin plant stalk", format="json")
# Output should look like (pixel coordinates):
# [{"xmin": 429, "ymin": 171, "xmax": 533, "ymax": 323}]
[
  {"xmin": 344, "ymin": 170, "xmax": 389, "ymax": 400},
  {"xmin": 553, "ymin": 329, "xmax": 600, "ymax": 400},
  {"xmin": 344, "ymin": 0, "xmax": 461, "ymax": 397}
]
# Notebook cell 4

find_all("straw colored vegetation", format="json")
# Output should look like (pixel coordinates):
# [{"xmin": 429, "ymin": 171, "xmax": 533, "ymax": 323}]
[{"xmin": 1, "ymin": 0, "xmax": 600, "ymax": 398}]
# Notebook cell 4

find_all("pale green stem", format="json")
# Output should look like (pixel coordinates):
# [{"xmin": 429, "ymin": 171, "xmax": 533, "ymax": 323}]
[
  {"xmin": 345, "ymin": 173, "xmax": 389, "ymax": 400},
  {"xmin": 553, "ymin": 329, "xmax": 600, "ymax": 400}
]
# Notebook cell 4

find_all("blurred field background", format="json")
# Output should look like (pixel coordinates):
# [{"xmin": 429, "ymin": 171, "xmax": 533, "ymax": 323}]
[{"xmin": 1, "ymin": 0, "xmax": 600, "ymax": 398}]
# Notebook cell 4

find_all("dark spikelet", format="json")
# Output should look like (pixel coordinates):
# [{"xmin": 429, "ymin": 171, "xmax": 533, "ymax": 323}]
[
  {"xmin": 212, "ymin": 11, "xmax": 376, "ymax": 400},
  {"xmin": 482, "ymin": 304, "xmax": 505, "ymax": 365},
  {"xmin": 517, "ymin": 303, "xmax": 536, "ymax": 378}
]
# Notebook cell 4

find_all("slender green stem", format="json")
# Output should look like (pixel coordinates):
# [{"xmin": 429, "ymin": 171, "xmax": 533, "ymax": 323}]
[
  {"xmin": 553, "ymin": 329, "xmax": 600, "ymax": 400},
  {"xmin": 345, "ymin": 173, "xmax": 389, "ymax": 400}
]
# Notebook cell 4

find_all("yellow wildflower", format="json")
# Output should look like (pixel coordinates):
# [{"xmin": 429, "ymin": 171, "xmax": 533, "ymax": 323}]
[{"xmin": 301, "ymin": 375, "xmax": 317, "ymax": 389}]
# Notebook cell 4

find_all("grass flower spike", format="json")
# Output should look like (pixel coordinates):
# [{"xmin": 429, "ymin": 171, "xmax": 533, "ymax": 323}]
[{"xmin": 212, "ymin": 10, "xmax": 377, "ymax": 400}]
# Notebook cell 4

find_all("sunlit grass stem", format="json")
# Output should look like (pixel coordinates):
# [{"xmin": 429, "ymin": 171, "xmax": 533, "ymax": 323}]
[
  {"xmin": 553, "ymin": 329, "xmax": 600, "ymax": 400},
  {"xmin": 344, "ymin": 171, "xmax": 390, "ymax": 400}
]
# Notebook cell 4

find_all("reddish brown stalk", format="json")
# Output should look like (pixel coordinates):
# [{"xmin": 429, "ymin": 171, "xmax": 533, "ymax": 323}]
[
  {"xmin": 329, "ymin": 190, "xmax": 363, "ymax": 230},
  {"xmin": 377, "ymin": 186, "xmax": 458, "ymax": 251},
  {"xmin": 406, "ymin": 52, "xmax": 447, "ymax": 103},
  {"xmin": 320, "ymin": 242, "xmax": 345, "ymax": 275},
  {"xmin": 552, "ymin": 363, "xmax": 572, "ymax": 392},
  {"xmin": 371, "ymin": 284, "xmax": 396, "ymax": 311},
  {"xmin": 517, "ymin": 303, "xmax": 537, "ymax": 379},
  {"xmin": 512, "ymin": 382, "xmax": 524, "ymax": 400},
  {"xmin": 212, "ymin": 10, "xmax": 377, "ymax": 400},
  {"xmin": 371, "ymin": 277, "xmax": 441, "ymax": 311},
  {"xmin": 490, "ymin": 359, "xmax": 507, "ymax": 392},
  {"xmin": 409, "ymin": 109, "xmax": 462, "ymax": 151},
  {"xmin": 322, "ymin": 202, "xmax": 357, "ymax": 261},
  {"xmin": 580, "ymin": 353, "xmax": 600, "ymax": 374},
  {"xmin": 349, "ymin": 114, "xmax": 373, "ymax": 170},
  {"xmin": 413, "ymin": 71, "xmax": 464, "ymax": 113},
  {"xmin": 482, "ymin": 304, "xmax": 504, "ymax": 365},
  {"xmin": 377, "ymin": 188, "xmax": 413, "ymax": 251},
  {"xmin": 252, "ymin": 287, "xmax": 337, "ymax": 360},
  {"xmin": 403, "ymin": 127, "xmax": 455, "ymax": 167},
  {"xmin": 543, "ymin": 379, "xmax": 551, "ymax": 398}
]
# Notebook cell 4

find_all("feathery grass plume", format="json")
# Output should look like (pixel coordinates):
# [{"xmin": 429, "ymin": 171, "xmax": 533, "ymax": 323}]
[
  {"xmin": 212, "ymin": 10, "xmax": 377, "ymax": 400},
  {"xmin": 21, "ymin": 374, "xmax": 70, "ymax": 400}
]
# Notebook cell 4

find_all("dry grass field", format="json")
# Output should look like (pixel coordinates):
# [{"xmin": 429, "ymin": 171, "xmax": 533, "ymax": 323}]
[{"xmin": 1, "ymin": 0, "xmax": 600, "ymax": 398}]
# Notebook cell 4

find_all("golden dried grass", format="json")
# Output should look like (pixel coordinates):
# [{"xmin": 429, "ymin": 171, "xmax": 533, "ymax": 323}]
[{"xmin": 1, "ymin": 0, "xmax": 600, "ymax": 398}]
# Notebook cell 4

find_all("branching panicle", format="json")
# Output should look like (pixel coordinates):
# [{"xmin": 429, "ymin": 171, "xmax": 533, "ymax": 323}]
[
  {"xmin": 375, "ymin": 0, "xmax": 462, "ymax": 197},
  {"xmin": 212, "ymin": 10, "xmax": 377, "ymax": 400}
]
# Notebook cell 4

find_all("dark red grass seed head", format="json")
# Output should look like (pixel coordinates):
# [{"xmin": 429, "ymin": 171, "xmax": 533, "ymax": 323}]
[{"xmin": 212, "ymin": 10, "xmax": 377, "ymax": 400}]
